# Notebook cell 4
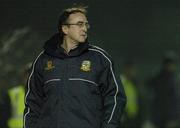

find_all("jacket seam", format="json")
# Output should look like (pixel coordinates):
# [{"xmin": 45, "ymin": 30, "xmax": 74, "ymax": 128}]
[
  {"xmin": 88, "ymin": 48, "xmax": 119, "ymax": 124},
  {"xmin": 24, "ymin": 51, "xmax": 44, "ymax": 128}
]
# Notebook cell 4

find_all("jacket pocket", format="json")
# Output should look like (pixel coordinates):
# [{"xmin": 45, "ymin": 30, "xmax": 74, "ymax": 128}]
[
  {"xmin": 69, "ymin": 78, "xmax": 98, "ymax": 86},
  {"xmin": 44, "ymin": 78, "xmax": 61, "ymax": 85},
  {"xmin": 68, "ymin": 78, "xmax": 102, "ymax": 109},
  {"xmin": 43, "ymin": 78, "xmax": 61, "ymax": 95}
]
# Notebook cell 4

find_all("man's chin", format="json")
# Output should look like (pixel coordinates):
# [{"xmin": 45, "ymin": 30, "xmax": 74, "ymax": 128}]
[{"xmin": 78, "ymin": 39, "xmax": 87, "ymax": 43}]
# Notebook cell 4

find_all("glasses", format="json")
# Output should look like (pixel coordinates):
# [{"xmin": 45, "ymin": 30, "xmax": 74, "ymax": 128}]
[{"xmin": 63, "ymin": 22, "xmax": 90, "ymax": 29}]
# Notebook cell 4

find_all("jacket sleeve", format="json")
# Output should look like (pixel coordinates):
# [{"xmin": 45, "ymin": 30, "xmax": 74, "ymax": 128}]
[
  {"xmin": 100, "ymin": 59, "xmax": 126, "ymax": 128},
  {"xmin": 23, "ymin": 57, "xmax": 44, "ymax": 128}
]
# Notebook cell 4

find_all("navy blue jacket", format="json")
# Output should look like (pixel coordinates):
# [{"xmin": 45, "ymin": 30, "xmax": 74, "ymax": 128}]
[{"xmin": 23, "ymin": 33, "xmax": 126, "ymax": 128}]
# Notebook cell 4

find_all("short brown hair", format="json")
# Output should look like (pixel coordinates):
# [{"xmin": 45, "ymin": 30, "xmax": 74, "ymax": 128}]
[{"xmin": 58, "ymin": 5, "xmax": 88, "ymax": 36}]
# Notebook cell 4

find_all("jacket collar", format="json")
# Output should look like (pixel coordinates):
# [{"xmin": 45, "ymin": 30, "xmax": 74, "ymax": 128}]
[{"xmin": 44, "ymin": 33, "xmax": 89, "ymax": 58}]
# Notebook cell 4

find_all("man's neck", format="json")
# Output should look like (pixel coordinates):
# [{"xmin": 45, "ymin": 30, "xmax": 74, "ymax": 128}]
[{"xmin": 61, "ymin": 38, "xmax": 79, "ymax": 53}]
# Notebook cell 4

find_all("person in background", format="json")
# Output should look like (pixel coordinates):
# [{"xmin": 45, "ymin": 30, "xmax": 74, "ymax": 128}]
[
  {"xmin": 23, "ymin": 5, "xmax": 126, "ymax": 128},
  {"xmin": 7, "ymin": 63, "xmax": 30, "ymax": 128},
  {"xmin": 120, "ymin": 60, "xmax": 141, "ymax": 128},
  {"xmin": 148, "ymin": 51, "xmax": 179, "ymax": 128},
  {"xmin": 0, "ymin": 80, "xmax": 11, "ymax": 128}
]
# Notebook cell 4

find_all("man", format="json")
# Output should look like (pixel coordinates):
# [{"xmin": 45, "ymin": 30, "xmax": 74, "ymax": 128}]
[
  {"xmin": 0, "ymin": 83, "xmax": 11, "ymax": 128},
  {"xmin": 7, "ymin": 64, "xmax": 31, "ymax": 128},
  {"xmin": 148, "ymin": 52, "xmax": 179, "ymax": 128},
  {"xmin": 120, "ymin": 61, "xmax": 141, "ymax": 128},
  {"xmin": 23, "ymin": 5, "xmax": 126, "ymax": 128}
]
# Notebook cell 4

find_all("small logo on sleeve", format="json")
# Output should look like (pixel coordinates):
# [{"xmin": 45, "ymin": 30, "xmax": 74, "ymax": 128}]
[
  {"xmin": 80, "ymin": 60, "xmax": 91, "ymax": 72},
  {"xmin": 45, "ymin": 60, "xmax": 55, "ymax": 70}
]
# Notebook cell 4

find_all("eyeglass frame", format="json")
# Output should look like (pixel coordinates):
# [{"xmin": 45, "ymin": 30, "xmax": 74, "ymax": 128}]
[{"xmin": 63, "ymin": 21, "xmax": 90, "ymax": 29}]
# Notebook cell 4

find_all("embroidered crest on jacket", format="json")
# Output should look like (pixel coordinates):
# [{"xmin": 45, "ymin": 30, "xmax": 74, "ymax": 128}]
[
  {"xmin": 80, "ymin": 60, "xmax": 91, "ymax": 72},
  {"xmin": 45, "ymin": 60, "xmax": 55, "ymax": 70}
]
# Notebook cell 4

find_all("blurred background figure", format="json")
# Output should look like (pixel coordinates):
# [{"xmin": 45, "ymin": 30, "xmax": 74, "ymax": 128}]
[
  {"xmin": 0, "ymin": 80, "xmax": 11, "ymax": 128},
  {"xmin": 120, "ymin": 60, "xmax": 141, "ymax": 128},
  {"xmin": 147, "ymin": 51, "xmax": 180, "ymax": 128},
  {"xmin": 8, "ymin": 63, "xmax": 31, "ymax": 128}
]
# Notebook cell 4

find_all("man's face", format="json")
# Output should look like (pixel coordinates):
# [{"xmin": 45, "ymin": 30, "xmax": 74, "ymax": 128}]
[{"xmin": 63, "ymin": 12, "xmax": 89, "ymax": 43}]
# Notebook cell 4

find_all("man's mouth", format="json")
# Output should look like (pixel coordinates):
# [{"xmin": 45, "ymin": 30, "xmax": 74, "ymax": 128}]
[{"xmin": 81, "ymin": 34, "xmax": 87, "ymax": 37}]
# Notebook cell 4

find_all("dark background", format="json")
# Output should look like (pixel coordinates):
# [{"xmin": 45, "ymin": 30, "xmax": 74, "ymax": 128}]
[
  {"xmin": 0, "ymin": 0, "xmax": 180, "ymax": 127},
  {"xmin": 0, "ymin": 0, "xmax": 180, "ymax": 84}
]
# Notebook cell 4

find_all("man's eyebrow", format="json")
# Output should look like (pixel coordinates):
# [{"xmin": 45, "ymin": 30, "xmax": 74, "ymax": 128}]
[{"xmin": 77, "ymin": 21, "xmax": 88, "ymax": 23}]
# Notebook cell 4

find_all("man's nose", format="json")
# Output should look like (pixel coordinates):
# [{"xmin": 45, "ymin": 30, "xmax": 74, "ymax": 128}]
[{"xmin": 82, "ymin": 24, "xmax": 88, "ymax": 32}]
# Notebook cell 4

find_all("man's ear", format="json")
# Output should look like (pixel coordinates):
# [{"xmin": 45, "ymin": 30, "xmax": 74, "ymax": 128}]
[{"xmin": 62, "ymin": 25, "xmax": 68, "ymax": 35}]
